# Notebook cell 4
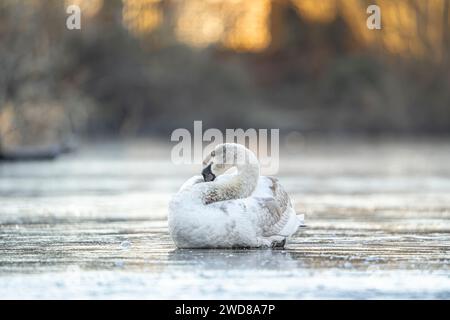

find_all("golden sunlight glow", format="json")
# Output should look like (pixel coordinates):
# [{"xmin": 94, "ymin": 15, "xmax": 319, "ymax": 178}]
[
  {"xmin": 339, "ymin": 0, "xmax": 448, "ymax": 59},
  {"xmin": 293, "ymin": 0, "xmax": 337, "ymax": 23},
  {"xmin": 65, "ymin": 0, "xmax": 103, "ymax": 17},
  {"xmin": 380, "ymin": 0, "xmax": 422, "ymax": 56},
  {"xmin": 175, "ymin": 0, "xmax": 270, "ymax": 52},
  {"xmin": 223, "ymin": 0, "xmax": 271, "ymax": 52},
  {"xmin": 175, "ymin": 0, "xmax": 225, "ymax": 47},
  {"xmin": 339, "ymin": 0, "xmax": 372, "ymax": 42},
  {"xmin": 122, "ymin": 0, "xmax": 163, "ymax": 35},
  {"xmin": 115, "ymin": 0, "xmax": 449, "ymax": 58}
]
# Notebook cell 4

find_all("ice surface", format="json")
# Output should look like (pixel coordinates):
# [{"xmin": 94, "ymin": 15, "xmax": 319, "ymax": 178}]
[{"xmin": 0, "ymin": 140, "xmax": 449, "ymax": 299}]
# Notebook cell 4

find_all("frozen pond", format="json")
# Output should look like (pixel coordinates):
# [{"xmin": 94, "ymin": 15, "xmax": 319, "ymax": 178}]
[{"xmin": 0, "ymin": 139, "xmax": 449, "ymax": 299}]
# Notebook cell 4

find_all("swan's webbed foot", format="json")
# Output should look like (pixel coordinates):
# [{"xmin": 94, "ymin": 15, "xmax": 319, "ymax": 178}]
[
  {"xmin": 256, "ymin": 236, "xmax": 286, "ymax": 248},
  {"xmin": 271, "ymin": 238, "xmax": 286, "ymax": 248}
]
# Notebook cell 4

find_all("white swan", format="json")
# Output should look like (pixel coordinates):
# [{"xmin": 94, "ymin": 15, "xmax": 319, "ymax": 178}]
[{"xmin": 168, "ymin": 143, "xmax": 304, "ymax": 248}]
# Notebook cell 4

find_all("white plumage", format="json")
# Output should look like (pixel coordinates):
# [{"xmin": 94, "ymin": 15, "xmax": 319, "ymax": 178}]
[{"xmin": 168, "ymin": 143, "xmax": 304, "ymax": 248}]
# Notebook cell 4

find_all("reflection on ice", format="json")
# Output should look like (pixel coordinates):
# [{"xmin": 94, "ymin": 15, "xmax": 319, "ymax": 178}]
[{"xmin": 167, "ymin": 249, "xmax": 299, "ymax": 270}]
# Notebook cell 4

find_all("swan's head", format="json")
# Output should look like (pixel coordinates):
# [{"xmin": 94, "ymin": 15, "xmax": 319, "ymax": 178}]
[{"xmin": 201, "ymin": 143, "xmax": 258, "ymax": 182}]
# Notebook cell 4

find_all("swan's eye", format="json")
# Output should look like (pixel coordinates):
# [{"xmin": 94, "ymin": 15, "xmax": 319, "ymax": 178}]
[{"xmin": 211, "ymin": 151, "xmax": 215, "ymax": 157}]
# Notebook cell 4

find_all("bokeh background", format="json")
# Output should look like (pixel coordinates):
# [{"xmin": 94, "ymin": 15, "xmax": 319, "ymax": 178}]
[
  {"xmin": 1, "ymin": 0, "xmax": 450, "ymax": 153},
  {"xmin": 1, "ymin": 1, "xmax": 450, "ymax": 299}
]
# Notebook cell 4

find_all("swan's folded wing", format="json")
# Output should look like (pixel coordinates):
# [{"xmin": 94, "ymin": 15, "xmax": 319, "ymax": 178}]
[
  {"xmin": 253, "ymin": 177, "xmax": 300, "ymax": 237},
  {"xmin": 179, "ymin": 175, "xmax": 204, "ymax": 192}
]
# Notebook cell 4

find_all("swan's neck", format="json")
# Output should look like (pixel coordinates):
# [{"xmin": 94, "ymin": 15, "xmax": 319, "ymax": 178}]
[{"xmin": 203, "ymin": 162, "xmax": 259, "ymax": 205}]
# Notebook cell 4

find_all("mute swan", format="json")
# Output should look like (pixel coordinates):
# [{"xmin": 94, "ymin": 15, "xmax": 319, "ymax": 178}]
[{"xmin": 168, "ymin": 143, "xmax": 304, "ymax": 248}]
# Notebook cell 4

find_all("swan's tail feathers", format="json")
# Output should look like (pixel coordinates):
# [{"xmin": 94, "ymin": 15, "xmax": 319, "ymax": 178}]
[
  {"xmin": 279, "ymin": 209, "xmax": 304, "ymax": 237},
  {"xmin": 297, "ymin": 214, "xmax": 305, "ymax": 227}
]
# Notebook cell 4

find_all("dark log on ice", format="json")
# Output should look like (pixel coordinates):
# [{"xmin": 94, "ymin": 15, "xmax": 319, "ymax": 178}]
[{"xmin": 0, "ymin": 143, "xmax": 76, "ymax": 162}]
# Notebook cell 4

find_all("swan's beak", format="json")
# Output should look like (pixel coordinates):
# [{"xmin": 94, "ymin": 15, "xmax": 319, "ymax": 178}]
[{"xmin": 202, "ymin": 164, "xmax": 216, "ymax": 182}]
